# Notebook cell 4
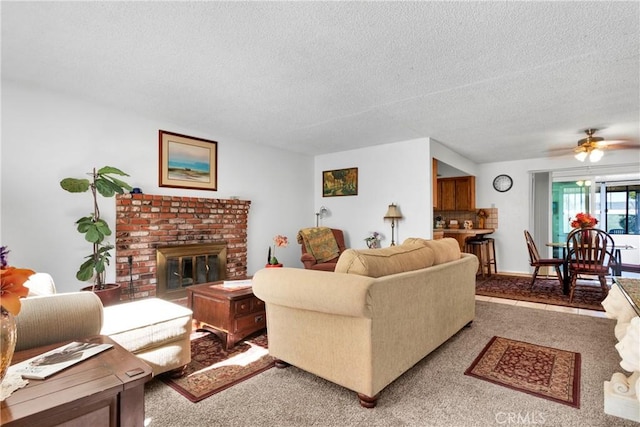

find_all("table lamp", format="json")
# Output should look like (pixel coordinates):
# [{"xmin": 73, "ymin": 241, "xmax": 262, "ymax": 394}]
[{"xmin": 384, "ymin": 203, "xmax": 403, "ymax": 246}]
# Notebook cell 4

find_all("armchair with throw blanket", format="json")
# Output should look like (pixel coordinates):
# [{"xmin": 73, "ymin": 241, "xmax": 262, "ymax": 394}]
[{"xmin": 297, "ymin": 227, "xmax": 347, "ymax": 271}]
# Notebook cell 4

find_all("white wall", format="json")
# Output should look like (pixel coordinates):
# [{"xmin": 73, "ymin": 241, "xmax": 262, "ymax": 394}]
[
  {"xmin": 315, "ymin": 138, "xmax": 432, "ymax": 248},
  {"xmin": 476, "ymin": 153, "xmax": 640, "ymax": 274},
  {"xmin": 1, "ymin": 81, "xmax": 313, "ymax": 292},
  {"xmin": 3, "ymin": 80, "xmax": 637, "ymax": 291}
]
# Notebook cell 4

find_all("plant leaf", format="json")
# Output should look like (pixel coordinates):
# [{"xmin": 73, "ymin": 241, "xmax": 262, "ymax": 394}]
[
  {"xmin": 98, "ymin": 166, "xmax": 129, "ymax": 176},
  {"xmin": 85, "ymin": 226, "xmax": 105, "ymax": 243},
  {"xmin": 60, "ymin": 178, "xmax": 90, "ymax": 193},
  {"xmin": 95, "ymin": 179, "xmax": 117, "ymax": 197},
  {"xmin": 77, "ymin": 258, "xmax": 95, "ymax": 281},
  {"xmin": 109, "ymin": 176, "xmax": 133, "ymax": 191}
]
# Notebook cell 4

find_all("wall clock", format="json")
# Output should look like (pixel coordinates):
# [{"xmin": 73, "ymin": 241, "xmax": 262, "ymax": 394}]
[{"xmin": 493, "ymin": 174, "xmax": 513, "ymax": 192}]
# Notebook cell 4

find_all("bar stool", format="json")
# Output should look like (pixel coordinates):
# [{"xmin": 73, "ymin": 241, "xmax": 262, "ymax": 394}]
[
  {"xmin": 484, "ymin": 237, "xmax": 498, "ymax": 275},
  {"xmin": 465, "ymin": 236, "xmax": 497, "ymax": 277}
]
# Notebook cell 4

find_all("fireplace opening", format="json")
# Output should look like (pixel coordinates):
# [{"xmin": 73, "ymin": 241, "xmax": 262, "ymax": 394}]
[{"xmin": 156, "ymin": 243, "xmax": 227, "ymax": 299}]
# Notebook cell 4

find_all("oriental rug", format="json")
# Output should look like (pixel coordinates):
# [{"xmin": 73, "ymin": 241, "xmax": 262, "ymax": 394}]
[
  {"xmin": 465, "ymin": 336, "xmax": 581, "ymax": 408},
  {"xmin": 160, "ymin": 331, "xmax": 275, "ymax": 403},
  {"xmin": 476, "ymin": 274, "xmax": 605, "ymax": 311}
]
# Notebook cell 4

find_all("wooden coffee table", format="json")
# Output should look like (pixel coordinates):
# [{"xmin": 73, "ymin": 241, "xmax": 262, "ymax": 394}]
[
  {"xmin": 1, "ymin": 335, "xmax": 152, "ymax": 427},
  {"xmin": 186, "ymin": 280, "xmax": 266, "ymax": 349}
]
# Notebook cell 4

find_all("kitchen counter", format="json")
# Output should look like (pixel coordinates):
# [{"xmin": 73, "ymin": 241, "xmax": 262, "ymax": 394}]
[
  {"xmin": 435, "ymin": 228, "xmax": 494, "ymax": 234},
  {"xmin": 436, "ymin": 228, "xmax": 495, "ymax": 251}
]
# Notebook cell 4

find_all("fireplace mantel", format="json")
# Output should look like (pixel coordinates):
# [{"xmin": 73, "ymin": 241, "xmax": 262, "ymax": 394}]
[{"xmin": 115, "ymin": 194, "xmax": 250, "ymax": 301}]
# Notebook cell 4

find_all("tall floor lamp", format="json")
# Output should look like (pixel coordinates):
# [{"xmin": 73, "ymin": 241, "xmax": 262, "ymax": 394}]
[
  {"xmin": 315, "ymin": 206, "xmax": 328, "ymax": 227},
  {"xmin": 384, "ymin": 203, "xmax": 403, "ymax": 246}
]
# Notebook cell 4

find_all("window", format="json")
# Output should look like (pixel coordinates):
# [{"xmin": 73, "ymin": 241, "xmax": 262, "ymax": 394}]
[{"xmin": 600, "ymin": 184, "xmax": 639, "ymax": 234}]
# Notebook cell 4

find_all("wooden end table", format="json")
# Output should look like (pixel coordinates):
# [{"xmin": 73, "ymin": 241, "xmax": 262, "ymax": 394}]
[
  {"xmin": 1, "ymin": 335, "xmax": 152, "ymax": 427},
  {"xmin": 186, "ymin": 280, "xmax": 266, "ymax": 349}
]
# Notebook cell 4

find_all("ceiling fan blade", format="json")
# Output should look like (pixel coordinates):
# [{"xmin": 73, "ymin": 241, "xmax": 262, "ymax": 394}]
[{"xmin": 595, "ymin": 138, "xmax": 636, "ymax": 147}]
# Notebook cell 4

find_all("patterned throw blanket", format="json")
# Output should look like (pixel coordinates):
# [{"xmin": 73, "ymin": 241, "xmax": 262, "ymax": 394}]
[{"xmin": 297, "ymin": 227, "xmax": 340, "ymax": 263}]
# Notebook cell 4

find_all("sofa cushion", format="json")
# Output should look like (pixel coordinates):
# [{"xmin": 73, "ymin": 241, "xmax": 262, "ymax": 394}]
[
  {"xmin": 402, "ymin": 237, "xmax": 461, "ymax": 265},
  {"xmin": 335, "ymin": 242, "xmax": 435, "ymax": 278},
  {"xmin": 101, "ymin": 298, "xmax": 192, "ymax": 354}
]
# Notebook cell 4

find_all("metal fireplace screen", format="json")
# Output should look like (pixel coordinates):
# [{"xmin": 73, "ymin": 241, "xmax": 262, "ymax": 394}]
[{"xmin": 156, "ymin": 243, "xmax": 227, "ymax": 299}]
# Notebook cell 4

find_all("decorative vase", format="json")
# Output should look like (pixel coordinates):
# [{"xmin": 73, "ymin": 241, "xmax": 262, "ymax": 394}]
[
  {"xmin": 478, "ymin": 218, "xmax": 486, "ymax": 229},
  {"xmin": 81, "ymin": 283, "xmax": 122, "ymax": 307},
  {"xmin": 265, "ymin": 263, "xmax": 283, "ymax": 268},
  {"xmin": 0, "ymin": 305, "xmax": 17, "ymax": 382}
]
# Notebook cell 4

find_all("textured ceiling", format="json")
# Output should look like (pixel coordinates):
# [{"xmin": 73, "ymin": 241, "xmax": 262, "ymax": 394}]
[{"xmin": 2, "ymin": 1, "xmax": 639, "ymax": 163}]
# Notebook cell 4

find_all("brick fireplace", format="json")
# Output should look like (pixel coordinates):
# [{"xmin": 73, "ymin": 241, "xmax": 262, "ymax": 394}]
[{"xmin": 115, "ymin": 194, "xmax": 250, "ymax": 301}]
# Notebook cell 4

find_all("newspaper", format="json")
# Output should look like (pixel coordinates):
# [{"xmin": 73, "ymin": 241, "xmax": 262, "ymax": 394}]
[
  {"xmin": 220, "ymin": 279, "xmax": 253, "ymax": 289},
  {"xmin": 8, "ymin": 341, "xmax": 113, "ymax": 380}
]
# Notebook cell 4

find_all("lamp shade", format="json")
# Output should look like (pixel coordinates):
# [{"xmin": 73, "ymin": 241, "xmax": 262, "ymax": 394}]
[
  {"xmin": 589, "ymin": 148, "xmax": 603, "ymax": 162},
  {"xmin": 384, "ymin": 204, "xmax": 402, "ymax": 219}
]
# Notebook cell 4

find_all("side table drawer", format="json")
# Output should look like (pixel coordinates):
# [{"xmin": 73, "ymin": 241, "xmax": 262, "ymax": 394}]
[
  {"xmin": 233, "ymin": 296, "xmax": 264, "ymax": 315},
  {"xmin": 233, "ymin": 298, "xmax": 252, "ymax": 315},
  {"xmin": 252, "ymin": 297, "xmax": 265, "ymax": 312},
  {"xmin": 235, "ymin": 311, "xmax": 266, "ymax": 332}
]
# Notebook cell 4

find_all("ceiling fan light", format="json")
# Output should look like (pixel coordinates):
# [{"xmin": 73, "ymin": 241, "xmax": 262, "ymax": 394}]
[
  {"xmin": 589, "ymin": 148, "xmax": 604, "ymax": 162},
  {"xmin": 575, "ymin": 151, "xmax": 588, "ymax": 162}
]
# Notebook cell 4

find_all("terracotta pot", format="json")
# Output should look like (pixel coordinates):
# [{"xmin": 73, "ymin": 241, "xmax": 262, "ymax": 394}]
[
  {"xmin": 265, "ymin": 263, "xmax": 283, "ymax": 268},
  {"xmin": 81, "ymin": 283, "xmax": 122, "ymax": 307},
  {"xmin": 0, "ymin": 306, "xmax": 17, "ymax": 382}
]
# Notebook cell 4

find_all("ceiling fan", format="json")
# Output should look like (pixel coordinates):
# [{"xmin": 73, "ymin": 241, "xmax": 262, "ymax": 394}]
[{"xmin": 564, "ymin": 128, "xmax": 638, "ymax": 163}]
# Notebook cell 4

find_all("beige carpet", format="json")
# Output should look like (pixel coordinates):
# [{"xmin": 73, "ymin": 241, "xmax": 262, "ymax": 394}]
[{"xmin": 144, "ymin": 301, "xmax": 636, "ymax": 426}]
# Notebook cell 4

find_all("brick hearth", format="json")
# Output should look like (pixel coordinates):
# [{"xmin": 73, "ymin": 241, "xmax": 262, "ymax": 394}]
[{"xmin": 115, "ymin": 194, "xmax": 250, "ymax": 301}]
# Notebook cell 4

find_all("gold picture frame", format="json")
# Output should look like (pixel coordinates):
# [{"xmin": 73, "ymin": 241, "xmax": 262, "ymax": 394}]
[
  {"xmin": 159, "ymin": 130, "xmax": 218, "ymax": 191},
  {"xmin": 323, "ymin": 167, "xmax": 358, "ymax": 197}
]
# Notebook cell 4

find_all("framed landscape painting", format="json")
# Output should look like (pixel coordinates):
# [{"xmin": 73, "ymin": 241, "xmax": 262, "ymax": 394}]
[
  {"xmin": 159, "ymin": 130, "xmax": 218, "ymax": 191},
  {"xmin": 323, "ymin": 167, "xmax": 358, "ymax": 197}
]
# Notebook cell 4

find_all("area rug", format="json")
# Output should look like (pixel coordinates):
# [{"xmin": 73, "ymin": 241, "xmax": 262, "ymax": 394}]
[
  {"xmin": 476, "ymin": 274, "xmax": 605, "ymax": 311},
  {"xmin": 465, "ymin": 336, "xmax": 581, "ymax": 408},
  {"xmin": 160, "ymin": 331, "xmax": 275, "ymax": 403}
]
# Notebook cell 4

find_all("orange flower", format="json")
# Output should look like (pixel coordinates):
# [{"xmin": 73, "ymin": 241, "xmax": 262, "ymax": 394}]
[
  {"xmin": 273, "ymin": 235, "xmax": 289, "ymax": 248},
  {"xmin": 1, "ymin": 267, "xmax": 34, "ymax": 316},
  {"xmin": 570, "ymin": 212, "xmax": 598, "ymax": 229}
]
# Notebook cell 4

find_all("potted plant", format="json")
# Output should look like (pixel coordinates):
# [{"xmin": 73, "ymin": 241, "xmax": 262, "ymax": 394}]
[{"xmin": 60, "ymin": 166, "xmax": 132, "ymax": 306}]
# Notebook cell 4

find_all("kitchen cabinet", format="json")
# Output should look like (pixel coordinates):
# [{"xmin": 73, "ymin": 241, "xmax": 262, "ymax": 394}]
[{"xmin": 437, "ymin": 176, "xmax": 476, "ymax": 211}]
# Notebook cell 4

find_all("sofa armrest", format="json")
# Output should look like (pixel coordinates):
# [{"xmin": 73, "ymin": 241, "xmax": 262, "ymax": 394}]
[
  {"xmin": 15, "ymin": 292, "xmax": 104, "ymax": 352},
  {"xmin": 253, "ymin": 268, "xmax": 376, "ymax": 318}
]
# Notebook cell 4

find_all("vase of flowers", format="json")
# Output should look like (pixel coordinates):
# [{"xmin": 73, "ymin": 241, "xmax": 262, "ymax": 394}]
[
  {"xmin": 266, "ymin": 235, "xmax": 288, "ymax": 267},
  {"xmin": 0, "ymin": 246, "xmax": 35, "ymax": 382},
  {"xmin": 570, "ymin": 212, "xmax": 598, "ymax": 229},
  {"xmin": 364, "ymin": 232, "xmax": 381, "ymax": 249}
]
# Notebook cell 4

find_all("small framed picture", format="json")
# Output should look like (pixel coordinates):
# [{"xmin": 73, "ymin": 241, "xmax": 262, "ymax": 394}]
[
  {"xmin": 323, "ymin": 167, "xmax": 358, "ymax": 197},
  {"xmin": 159, "ymin": 130, "xmax": 218, "ymax": 191}
]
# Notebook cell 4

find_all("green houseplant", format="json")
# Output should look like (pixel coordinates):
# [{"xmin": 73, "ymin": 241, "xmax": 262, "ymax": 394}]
[{"xmin": 60, "ymin": 166, "xmax": 132, "ymax": 304}]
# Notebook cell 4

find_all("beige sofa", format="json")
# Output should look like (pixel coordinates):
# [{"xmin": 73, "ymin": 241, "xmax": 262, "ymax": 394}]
[
  {"xmin": 15, "ymin": 279, "xmax": 193, "ymax": 376},
  {"xmin": 252, "ymin": 237, "xmax": 479, "ymax": 407}
]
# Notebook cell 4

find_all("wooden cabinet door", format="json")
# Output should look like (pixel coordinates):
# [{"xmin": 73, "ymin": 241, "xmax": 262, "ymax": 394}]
[
  {"xmin": 437, "ymin": 176, "xmax": 476, "ymax": 211},
  {"xmin": 455, "ymin": 177, "xmax": 475, "ymax": 211},
  {"xmin": 439, "ymin": 179, "xmax": 456, "ymax": 211}
]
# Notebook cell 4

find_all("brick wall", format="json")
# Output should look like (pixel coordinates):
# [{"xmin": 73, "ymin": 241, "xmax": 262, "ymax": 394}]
[{"xmin": 115, "ymin": 194, "xmax": 250, "ymax": 301}]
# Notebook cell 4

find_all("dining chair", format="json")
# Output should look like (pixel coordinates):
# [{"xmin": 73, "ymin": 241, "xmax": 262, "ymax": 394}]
[
  {"xmin": 566, "ymin": 227, "xmax": 615, "ymax": 303},
  {"xmin": 523, "ymin": 230, "xmax": 564, "ymax": 289}
]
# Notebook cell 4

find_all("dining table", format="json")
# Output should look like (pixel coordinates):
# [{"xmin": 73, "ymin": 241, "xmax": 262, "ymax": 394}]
[{"xmin": 546, "ymin": 241, "xmax": 636, "ymax": 295}]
